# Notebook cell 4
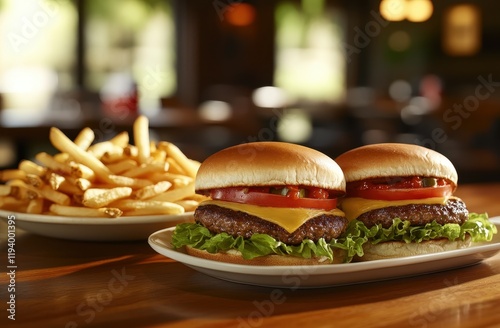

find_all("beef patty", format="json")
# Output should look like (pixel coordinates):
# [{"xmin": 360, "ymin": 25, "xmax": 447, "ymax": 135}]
[
  {"xmin": 355, "ymin": 199, "xmax": 469, "ymax": 228},
  {"xmin": 194, "ymin": 204, "xmax": 349, "ymax": 245}
]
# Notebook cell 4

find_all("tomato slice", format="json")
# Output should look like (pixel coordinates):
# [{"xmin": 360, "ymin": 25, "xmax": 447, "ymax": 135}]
[
  {"xmin": 348, "ymin": 184, "xmax": 453, "ymax": 201},
  {"xmin": 209, "ymin": 187, "xmax": 338, "ymax": 210}
]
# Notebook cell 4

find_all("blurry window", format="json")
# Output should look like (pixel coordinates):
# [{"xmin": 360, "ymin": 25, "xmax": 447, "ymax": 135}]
[
  {"xmin": 0, "ymin": 0, "xmax": 76, "ymax": 112},
  {"xmin": 274, "ymin": 0, "xmax": 346, "ymax": 104},
  {"xmin": 86, "ymin": 0, "xmax": 176, "ymax": 112},
  {"xmin": 0, "ymin": 0, "xmax": 176, "ymax": 115}
]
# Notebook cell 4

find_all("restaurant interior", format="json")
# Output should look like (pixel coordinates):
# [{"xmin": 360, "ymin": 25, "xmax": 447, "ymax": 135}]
[{"xmin": 1, "ymin": 0, "xmax": 499, "ymax": 184}]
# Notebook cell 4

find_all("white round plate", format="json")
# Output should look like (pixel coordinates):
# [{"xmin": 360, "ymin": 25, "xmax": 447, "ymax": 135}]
[
  {"xmin": 148, "ymin": 217, "xmax": 500, "ymax": 288},
  {"xmin": 0, "ymin": 209, "xmax": 194, "ymax": 241}
]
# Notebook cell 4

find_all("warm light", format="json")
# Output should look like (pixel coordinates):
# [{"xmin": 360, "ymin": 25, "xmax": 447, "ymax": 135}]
[
  {"xmin": 226, "ymin": 3, "xmax": 256, "ymax": 27},
  {"xmin": 406, "ymin": 0, "xmax": 433, "ymax": 22},
  {"xmin": 443, "ymin": 5, "xmax": 481, "ymax": 56},
  {"xmin": 380, "ymin": 0, "xmax": 433, "ymax": 22},
  {"xmin": 198, "ymin": 100, "xmax": 232, "ymax": 122},
  {"xmin": 252, "ymin": 86, "xmax": 288, "ymax": 108},
  {"xmin": 380, "ymin": 0, "xmax": 406, "ymax": 22}
]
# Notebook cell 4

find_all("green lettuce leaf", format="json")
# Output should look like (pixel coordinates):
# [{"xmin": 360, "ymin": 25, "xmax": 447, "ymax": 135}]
[
  {"xmin": 171, "ymin": 222, "xmax": 363, "ymax": 263},
  {"xmin": 341, "ymin": 212, "xmax": 497, "ymax": 258},
  {"xmin": 171, "ymin": 213, "xmax": 497, "ymax": 263}
]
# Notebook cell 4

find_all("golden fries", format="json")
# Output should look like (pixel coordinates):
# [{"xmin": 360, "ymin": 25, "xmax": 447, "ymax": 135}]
[
  {"xmin": 50, "ymin": 204, "xmax": 123, "ymax": 218},
  {"xmin": 83, "ymin": 187, "xmax": 133, "ymax": 208},
  {"xmin": 50, "ymin": 127, "xmax": 112, "ymax": 182},
  {"xmin": 134, "ymin": 181, "xmax": 172, "ymax": 199},
  {"xmin": 0, "ymin": 169, "xmax": 27, "ymax": 181},
  {"xmin": 0, "ymin": 115, "xmax": 203, "ymax": 217},
  {"xmin": 158, "ymin": 142, "xmax": 200, "ymax": 178},
  {"xmin": 110, "ymin": 199, "xmax": 185, "ymax": 216},
  {"xmin": 150, "ymin": 182, "xmax": 195, "ymax": 202},
  {"xmin": 74, "ymin": 127, "xmax": 95, "ymax": 150},
  {"xmin": 133, "ymin": 115, "xmax": 150, "ymax": 164}
]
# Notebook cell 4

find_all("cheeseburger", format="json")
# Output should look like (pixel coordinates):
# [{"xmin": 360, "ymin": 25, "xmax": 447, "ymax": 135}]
[
  {"xmin": 335, "ymin": 143, "xmax": 497, "ymax": 261},
  {"xmin": 172, "ymin": 142, "xmax": 357, "ymax": 265}
]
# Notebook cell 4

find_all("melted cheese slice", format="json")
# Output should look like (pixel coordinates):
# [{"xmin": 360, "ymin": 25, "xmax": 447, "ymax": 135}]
[
  {"xmin": 340, "ymin": 196, "xmax": 461, "ymax": 221},
  {"xmin": 200, "ymin": 200, "xmax": 345, "ymax": 233}
]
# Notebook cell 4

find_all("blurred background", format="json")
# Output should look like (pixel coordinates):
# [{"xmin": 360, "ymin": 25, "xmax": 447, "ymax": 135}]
[{"xmin": 0, "ymin": 0, "xmax": 499, "ymax": 183}]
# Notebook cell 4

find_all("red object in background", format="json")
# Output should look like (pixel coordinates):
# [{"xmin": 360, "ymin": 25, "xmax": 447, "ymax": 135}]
[{"xmin": 101, "ymin": 82, "xmax": 139, "ymax": 120}]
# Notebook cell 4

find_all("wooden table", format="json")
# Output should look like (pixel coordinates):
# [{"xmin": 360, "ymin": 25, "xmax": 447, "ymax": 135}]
[{"xmin": 1, "ymin": 183, "xmax": 500, "ymax": 328}]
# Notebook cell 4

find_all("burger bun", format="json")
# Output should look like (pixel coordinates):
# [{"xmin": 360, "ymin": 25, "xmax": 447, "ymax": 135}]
[
  {"xmin": 186, "ymin": 246, "xmax": 346, "ymax": 266},
  {"xmin": 195, "ymin": 142, "xmax": 345, "ymax": 193},
  {"xmin": 335, "ymin": 143, "xmax": 458, "ymax": 190},
  {"xmin": 354, "ymin": 236, "xmax": 472, "ymax": 261}
]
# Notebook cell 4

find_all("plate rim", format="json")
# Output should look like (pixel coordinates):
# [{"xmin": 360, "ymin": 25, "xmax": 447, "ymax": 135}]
[
  {"xmin": 0, "ymin": 209, "xmax": 194, "ymax": 226},
  {"xmin": 148, "ymin": 216, "xmax": 500, "ymax": 276}
]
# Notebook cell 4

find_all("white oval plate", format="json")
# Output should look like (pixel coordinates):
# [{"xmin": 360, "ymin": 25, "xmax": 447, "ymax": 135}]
[
  {"xmin": 148, "ymin": 217, "xmax": 500, "ymax": 288},
  {"xmin": 0, "ymin": 209, "xmax": 194, "ymax": 241}
]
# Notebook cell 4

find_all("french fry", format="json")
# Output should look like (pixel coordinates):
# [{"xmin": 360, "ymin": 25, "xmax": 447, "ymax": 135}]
[
  {"xmin": 46, "ymin": 172, "xmax": 66, "ymax": 190},
  {"xmin": 165, "ymin": 155, "xmax": 186, "ymax": 175},
  {"xmin": 134, "ymin": 181, "xmax": 172, "ymax": 200},
  {"xmin": 109, "ymin": 131, "xmax": 129, "ymax": 148},
  {"xmin": 88, "ymin": 141, "xmax": 123, "ymax": 159},
  {"xmin": 112, "ymin": 199, "xmax": 185, "ymax": 216},
  {"xmin": 0, "ymin": 169, "xmax": 27, "ymax": 182},
  {"xmin": 174, "ymin": 199, "xmax": 199, "ymax": 212},
  {"xmin": 110, "ymin": 199, "xmax": 175, "ymax": 210},
  {"xmin": 184, "ymin": 193, "xmax": 210, "ymax": 203},
  {"xmin": 53, "ymin": 152, "xmax": 71, "ymax": 163},
  {"xmin": 149, "ymin": 141, "xmax": 157, "ymax": 153},
  {"xmin": 19, "ymin": 160, "xmax": 46, "ymax": 177},
  {"xmin": 0, "ymin": 185, "xmax": 11, "ymax": 196},
  {"xmin": 26, "ymin": 198, "xmax": 44, "ymax": 214},
  {"xmin": 49, "ymin": 127, "xmax": 112, "ymax": 182},
  {"xmin": 106, "ymin": 159, "xmax": 138, "ymax": 174},
  {"xmin": 74, "ymin": 127, "xmax": 95, "ymax": 150},
  {"xmin": 121, "ymin": 162, "xmax": 168, "ymax": 178},
  {"xmin": 159, "ymin": 142, "xmax": 199, "ymax": 178},
  {"xmin": 58, "ymin": 180, "xmax": 84, "ymax": 195},
  {"xmin": 73, "ymin": 178, "xmax": 92, "ymax": 191},
  {"xmin": 49, "ymin": 204, "xmax": 122, "ymax": 218},
  {"xmin": 133, "ymin": 115, "xmax": 150, "ymax": 164},
  {"xmin": 106, "ymin": 175, "xmax": 153, "ymax": 189},
  {"xmin": 0, "ymin": 196, "xmax": 28, "ymax": 212},
  {"xmin": 124, "ymin": 206, "xmax": 184, "ymax": 216},
  {"xmin": 35, "ymin": 152, "xmax": 72, "ymax": 175},
  {"xmin": 123, "ymin": 145, "xmax": 138, "ymax": 158},
  {"xmin": 10, "ymin": 185, "xmax": 37, "ymax": 200},
  {"xmin": 40, "ymin": 185, "xmax": 71, "ymax": 205},
  {"xmin": 101, "ymin": 150, "xmax": 125, "ymax": 164},
  {"xmin": 151, "ymin": 149, "xmax": 167, "ymax": 164},
  {"xmin": 7, "ymin": 178, "xmax": 40, "ymax": 200},
  {"xmin": 147, "ymin": 172, "xmax": 193, "ymax": 186},
  {"xmin": 82, "ymin": 187, "xmax": 133, "ymax": 208},
  {"xmin": 26, "ymin": 174, "xmax": 44, "ymax": 188},
  {"xmin": 69, "ymin": 162, "xmax": 96, "ymax": 180},
  {"xmin": 150, "ymin": 182, "xmax": 195, "ymax": 202}
]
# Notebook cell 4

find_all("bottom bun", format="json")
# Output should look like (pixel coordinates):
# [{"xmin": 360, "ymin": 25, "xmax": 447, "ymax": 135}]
[
  {"xmin": 186, "ymin": 246, "xmax": 346, "ymax": 266},
  {"xmin": 355, "ymin": 236, "xmax": 472, "ymax": 262}
]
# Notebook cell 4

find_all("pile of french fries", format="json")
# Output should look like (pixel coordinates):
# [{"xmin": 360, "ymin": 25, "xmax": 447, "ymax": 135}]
[{"xmin": 0, "ymin": 115, "xmax": 207, "ymax": 218}]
